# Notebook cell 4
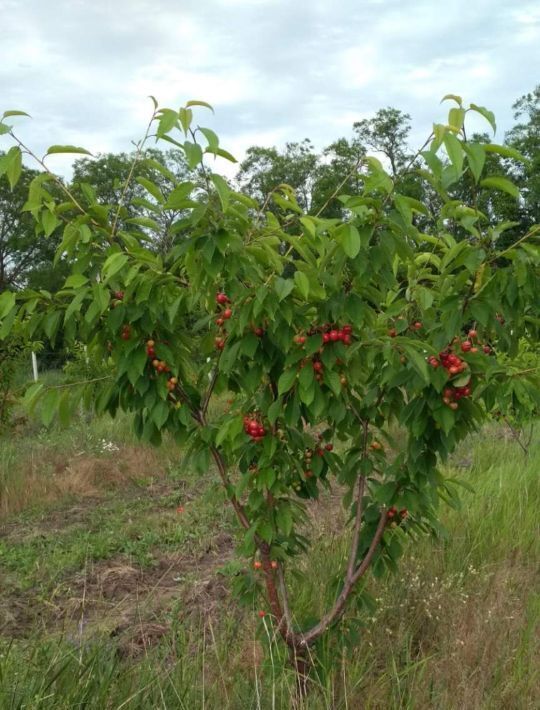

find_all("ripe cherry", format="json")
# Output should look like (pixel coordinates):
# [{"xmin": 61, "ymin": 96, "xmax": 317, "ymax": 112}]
[
  {"xmin": 448, "ymin": 365, "xmax": 460, "ymax": 375},
  {"xmin": 216, "ymin": 292, "xmax": 229, "ymax": 305},
  {"xmin": 254, "ymin": 327, "xmax": 264, "ymax": 337},
  {"xmin": 342, "ymin": 324, "xmax": 353, "ymax": 335},
  {"xmin": 258, "ymin": 610, "xmax": 266, "ymax": 618},
  {"xmin": 413, "ymin": 321, "xmax": 422, "ymax": 330},
  {"xmin": 325, "ymin": 443, "xmax": 333, "ymax": 451},
  {"xmin": 223, "ymin": 308, "xmax": 232, "ymax": 320},
  {"xmin": 322, "ymin": 333, "xmax": 331, "ymax": 344},
  {"xmin": 468, "ymin": 329, "xmax": 477, "ymax": 339},
  {"xmin": 461, "ymin": 341, "xmax": 472, "ymax": 352},
  {"xmin": 329, "ymin": 330, "xmax": 340, "ymax": 342},
  {"xmin": 483, "ymin": 345, "xmax": 491, "ymax": 354},
  {"xmin": 146, "ymin": 347, "xmax": 156, "ymax": 358},
  {"xmin": 295, "ymin": 335, "xmax": 306, "ymax": 345},
  {"xmin": 216, "ymin": 318, "xmax": 224, "ymax": 326},
  {"xmin": 253, "ymin": 561, "xmax": 262, "ymax": 570},
  {"xmin": 215, "ymin": 338, "xmax": 225, "ymax": 350},
  {"xmin": 312, "ymin": 361, "xmax": 323, "ymax": 372},
  {"xmin": 114, "ymin": 290, "xmax": 124, "ymax": 300}
]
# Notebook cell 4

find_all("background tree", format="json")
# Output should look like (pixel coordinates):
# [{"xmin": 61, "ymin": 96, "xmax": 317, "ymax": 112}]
[{"xmin": 0, "ymin": 155, "xmax": 65, "ymax": 292}]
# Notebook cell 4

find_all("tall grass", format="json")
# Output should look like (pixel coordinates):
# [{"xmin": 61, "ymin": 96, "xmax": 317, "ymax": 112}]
[{"xmin": 0, "ymin": 424, "xmax": 538, "ymax": 709}]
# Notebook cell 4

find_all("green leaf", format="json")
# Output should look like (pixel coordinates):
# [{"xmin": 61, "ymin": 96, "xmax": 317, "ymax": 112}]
[
  {"xmin": 211, "ymin": 173, "xmax": 230, "ymax": 211},
  {"xmin": 184, "ymin": 141, "xmax": 203, "ymax": 169},
  {"xmin": 5, "ymin": 147, "xmax": 22, "ymax": 189},
  {"xmin": 0, "ymin": 290, "xmax": 16, "ymax": 319},
  {"xmin": 136, "ymin": 177, "xmax": 165, "ymax": 203},
  {"xmin": 278, "ymin": 369, "xmax": 297, "ymax": 394},
  {"xmin": 40, "ymin": 388, "xmax": 60, "ymax": 427},
  {"xmin": 480, "ymin": 177, "xmax": 519, "ymax": 199},
  {"xmin": 443, "ymin": 133, "xmax": 463, "ymax": 174},
  {"xmin": 102, "ymin": 252, "xmax": 129, "ymax": 281},
  {"xmin": 156, "ymin": 109, "xmax": 178, "ymax": 137},
  {"xmin": 294, "ymin": 271, "xmax": 310, "ymax": 299},
  {"xmin": 337, "ymin": 223, "xmax": 361, "ymax": 259},
  {"xmin": 2, "ymin": 109, "xmax": 31, "ymax": 119},
  {"xmin": 448, "ymin": 107, "xmax": 465, "ymax": 132},
  {"xmin": 483, "ymin": 144, "xmax": 526, "ymax": 162},
  {"xmin": 212, "ymin": 147, "xmax": 237, "ymax": 163},
  {"xmin": 199, "ymin": 127, "xmax": 219, "ymax": 151},
  {"xmin": 45, "ymin": 145, "xmax": 92, "ymax": 156},
  {"xmin": 441, "ymin": 94, "xmax": 463, "ymax": 106},
  {"xmin": 464, "ymin": 143, "xmax": 486, "ymax": 183},
  {"xmin": 469, "ymin": 104, "xmax": 496, "ymax": 133},
  {"xmin": 402, "ymin": 345, "xmax": 430, "ymax": 384},
  {"xmin": 185, "ymin": 100, "xmax": 214, "ymax": 112},
  {"xmin": 164, "ymin": 182, "xmax": 195, "ymax": 209},
  {"xmin": 274, "ymin": 277, "xmax": 294, "ymax": 302}
]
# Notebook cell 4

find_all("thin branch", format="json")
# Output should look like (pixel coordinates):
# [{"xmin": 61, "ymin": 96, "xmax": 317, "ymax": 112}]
[
  {"xmin": 110, "ymin": 109, "xmax": 157, "ymax": 239},
  {"xmin": 299, "ymin": 508, "xmax": 387, "ymax": 647},
  {"xmin": 9, "ymin": 132, "xmax": 92, "ymax": 220}
]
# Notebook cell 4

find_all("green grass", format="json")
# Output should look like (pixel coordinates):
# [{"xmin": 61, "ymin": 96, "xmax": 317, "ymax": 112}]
[{"xmin": 0, "ymin": 417, "xmax": 538, "ymax": 709}]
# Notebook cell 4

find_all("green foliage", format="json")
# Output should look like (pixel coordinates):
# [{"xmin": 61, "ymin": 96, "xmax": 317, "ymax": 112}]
[{"xmin": 0, "ymin": 96, "xmax": 538, "ymax": 669}]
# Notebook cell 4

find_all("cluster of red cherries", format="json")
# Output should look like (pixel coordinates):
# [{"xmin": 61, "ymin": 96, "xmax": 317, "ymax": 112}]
[
  {"xmin": 214, "ymin": 292, "xmax": 231, "ymax": 350},
  {"xmin": 295, "ymin": 323, "xmax": 353, "ymax": 347},
  {"xmin": 243, "ymin": 415, "xmax": 267, "ymax": 442},
  {"xmin": 442, "ymin": 385, "xmax": 471, "ymax": 409},
  {"xmin": 145, "ymin": 339, "xmax": 179, "ymax": 394},
  {"xmin": 387, "ymin": 506, "xmax": 408, "ymax": 526},
  {"xmin": 303, "ymin": 438, "xmax": 333, "ymax": 478}
]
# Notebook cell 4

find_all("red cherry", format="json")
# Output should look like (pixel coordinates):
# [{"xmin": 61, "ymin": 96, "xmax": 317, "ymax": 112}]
[
  {"xmin": 114, "ymin": 290, "xmax": 124, "ymax": 300},
  {"xmin": 146, "ymin": 347, "xmax": 155, "ymax": 358},
  {"xmin": 329, "ymin": 330, "xmax": 340, "ymax": 342},
  {"xmin": 295, "ymin": 335, "xmax": 306, "ymax": 345},
  {"xmin": 342, "ymin": 334, "xmax": 352, "ymax": 345},
  {"xmin": 254, "ymin": 327, "xmax": 264, "ymax": 337},
  {"xmin": 215, "ymin": 338, "xmax": 225, "ymax": 350},
  {"xmin": 387, "ymin": 509, "xmax": 396, "ymax": 519},
  {"xmin": 342, "ymin": 325, "xmax": 352, "ymax": 335},
  {"xmin": 258, "ymin": 610, "xmax": 266, "ymax": 618},
  {"xmin": 448, "ymin": 366, "xmax": 460, "ymax": 375},
  {"xmin": 216, "ymin": 292, "xmax": 229, "ymax": 305},
  {"xmin": 468, "ymin": 329, "xmax": 477, "ymax": 339},
  {"xmin": 216, "ymin": 318, "xmax": 224, "ymax": 326},
  {"xmin": 413, "ymin": 321, "xmax": 422, "ymax": 330},
  {"xmin": 253, "ymin": 561, "xmax": 262, "ymax": 570},
  {"xmin": 312, "ymin": 361, "xmax": 323, "ymax": 372},
  {"xmin": 322, "ymin": 333, "xmax": 331, "ymax": 344},
  {"xmin": 483, "ymin": 345, "xmax": 491, "ymax": 354},
  {"xmin": 223, "ymin": 308, "xmax": 232, "ymax": 320},
  {"xmin": 325, "ymin": 443, "xmax": 333, "ymax": 451},
  {"xmin": 461, "ymin": 341, "xmax": 472, "ymax": 352},
  {"xmin": 443, "ymin": 387, "xmax": 454, "ymax": 399}
]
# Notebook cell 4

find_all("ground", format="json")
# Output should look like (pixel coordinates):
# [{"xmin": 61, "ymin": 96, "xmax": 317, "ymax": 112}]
[{"xmin": 0, "ymin": 412, "xmax": 538, "ymax": 708}]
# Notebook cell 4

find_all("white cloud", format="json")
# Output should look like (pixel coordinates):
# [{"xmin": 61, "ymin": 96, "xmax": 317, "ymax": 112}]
[{"xmin": 0, "ymin": 0, "xmax": 537, "ymax": 176}]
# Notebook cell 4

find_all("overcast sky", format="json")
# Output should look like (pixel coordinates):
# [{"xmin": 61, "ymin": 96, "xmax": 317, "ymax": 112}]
[{"xmin": 1, "ymin": 0, "xmax": 539, "ymax": 176}]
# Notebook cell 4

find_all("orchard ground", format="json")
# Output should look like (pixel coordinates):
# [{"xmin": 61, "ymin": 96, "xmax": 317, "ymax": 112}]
[{"xmin": 0, "ymin": 386, "xmax": 538, "ymax": 709}]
